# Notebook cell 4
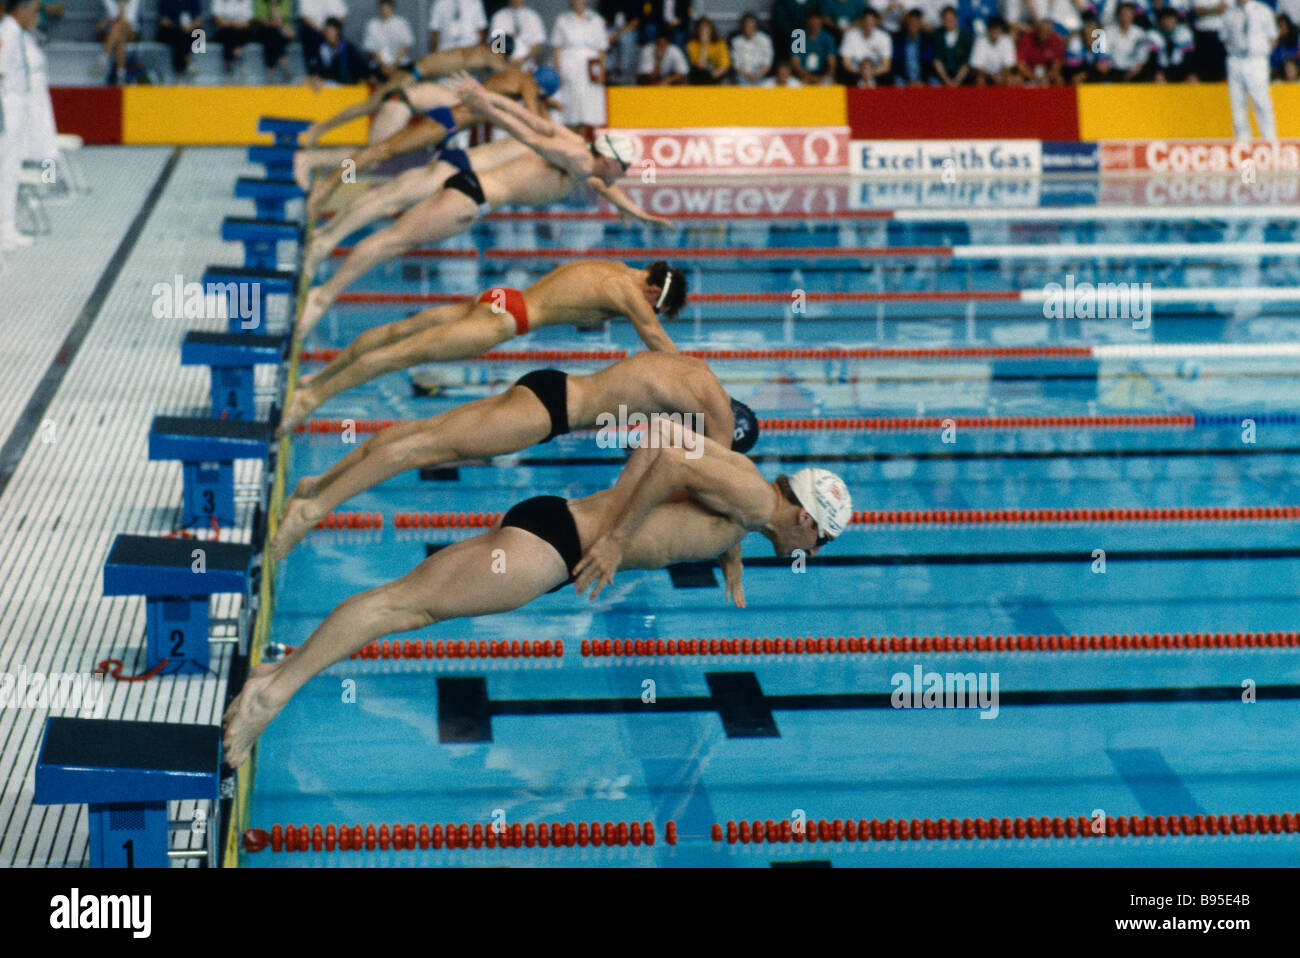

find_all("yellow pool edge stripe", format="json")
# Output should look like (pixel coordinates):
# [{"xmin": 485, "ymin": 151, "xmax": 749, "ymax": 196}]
[
  {"xmin": 1078, "ymin": 83, "xmax": 1300, "ymax": 140},
  {"xmin": 221, "ymin": 235, "xmax": 307, "ymax": 867},
  {"xmin": 607, "ymin": 86, "xmax": 846, "ymax": 129},
  {"xmin": 123, "ymin": 86, "xmax": 371, "ymax": 145}
]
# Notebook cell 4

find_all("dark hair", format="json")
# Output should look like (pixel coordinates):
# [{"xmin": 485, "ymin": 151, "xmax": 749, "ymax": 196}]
[
  {"xmin": 775, "ymin": 474, "xmax": 798, "ymax": 506},
  {"xmin": 987, "ymin": 15, "xmax": 1007, "ymax": 30},
  {"xmin": 906, "ymin": 7, "xmax": 924, "ymax": 18},
  {"xmin": 741, "ymin": 11, "xmax": 758, "ymax": 26},
  {"xmin": 324, "ymin": 16, "xmax": 344, "ymax": 30},
  {"xmin": 647, "ymin": 261, "xmax": 687, "ymax": 317},
  {"xmin": 941, "ymin": 5, "xmax": 957, "ymax": 16},
  {"xmin": 6, "ymin": 0, "xmax": 37, "ymax": 11},
  {"xmin": 729, "ymin": 397, "xmax": 759, "ymax": 454},
  {"xmin": 1117, "ymin": 1, "xmax": 1136, "ymax": 12},
  {"xmin": 863, "ymin": 7, "xmax": 880, "ymax": 18}
]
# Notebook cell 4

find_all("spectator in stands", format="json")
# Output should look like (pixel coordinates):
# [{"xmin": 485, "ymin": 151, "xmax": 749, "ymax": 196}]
[
  {"xmin": 157, "ymin": 0, "xmax": 203, "ymax": 79},
  {"xmin": 602, "ymin": 0, "xmax": 643, "ymax": 82},
  {"xmin": 1150, "ymin": 6, "xmax": 1196, "ymax": 80},
  {"xmin": 364, "ymin": 0, "xmax": 414, "ymax": 77},
  {"xmin": 792, "ymin": 9, "xmax": 838, "ymax": 82},
  {"xmin": 0, "ymin": 0, "xmax": 38, "ymax": 249},
  {"xmin": 429, "ymin": 0, "xmax": 486, "ymax": 51},
  {"xmin": 771, "ymin": 0, "xmax": 820, "ymax": 64},
  {"xmin": 730, "ymin": 12, "xmax": 774, "ymax": 84},
  {"xmin": 914, "ymin": 0, "xmax": 945, "ymax": 28},
  {"xmin": 821, "ymin": 0, "xmax": 865, "ymax": 38},
  {"xmin": 213, "ymin": 0, "xmax": 256, "ymax": 76},
  {"xmin": 551, "ymin": 0, "xmax": 608, "ymax": 135},
  {"xmin": 957, "ymin": 0, "xmax": 999, "ymax": 35},
  {"xmin": 1044, "ymin": 0, "xmax": 1084, "ymax": 34},
  {"xmin": 256, "ymin": 0, "xmax": 298, "ymax": 82},
  {"xmin": 890, "ymin": 8, "xmax": 934, "ymax": 84},
  {"xmin": 489, "ymin": 0, "xmax": 547, "ymax": 67},
  {"xmin": 656, "ymin": 0, "xmax": 692, "ymax": 47},
  {"xmin": 307, "ymin": 14, "xmax": 369, "ymax": 82},
  {"xmin": 1221, "ymin": 0, "xmax": 1277, "ymax": 137},
  {"xmin": 299, "ymin": 0, "xmax": 348, "ymax": 75},
  {"xmin": 1283, "ymin": 55, "xmax": 1299, "ymax": 80},
  {"xmin": 932, "ymin": 5, "xmax": 973, "ymax": 83},
  {"xmin": 1063, "ymin": 17, "xmax": 1099, "ymax": 80},
  {"xmin": 1191, "ymin": 0, "xmax": 1228, "ymax": 79},
  {"xmin": 838, "ymin": 8, "xmax": 892, "ymax": 85},
  {"xmin": 637, "ymin": 30, "xmax": 688, "ymax": 81},
  {"xmin": 1271, "ymin": 15, "xmax": 1299, "ymax": 79},
  {"xmin": 686, "ymin": 16, "xmax": 729, "ymax": 82},
  {"xmin": 762, "ymin": 57, "xmax": 803, "ymax": 83},
  {"xmin": 97, "ymin": 0, "xmax": 139, "ymax": 85},
  {"xmin": 969, "ymin": 13, "xmax": 1016, "ymax": 81},
  {"xmin": 1016, "ymin": 17, "xmax": 1064, "ymax": 82},
  {"xmin": 1002, "ymin": 0, "xmax": 1034, "ymax": 36},
  {"xmin": 1097, "ymin": 1, "xmax": 1153, "ymax": 79}
]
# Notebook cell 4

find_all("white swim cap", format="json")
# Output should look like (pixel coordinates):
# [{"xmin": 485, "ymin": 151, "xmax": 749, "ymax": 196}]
[
  {"xmin": 788, "ymin": 468, "xmax": 852, "ymax": 540},
  {"xmin": 593, "ymin": 132, "xmax": 635, "ymax": 167}
]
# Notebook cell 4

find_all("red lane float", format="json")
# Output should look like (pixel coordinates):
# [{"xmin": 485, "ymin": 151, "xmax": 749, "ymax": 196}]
[
  {"xmin": 298, "ymin": 344, "xmax": 1094, "ymax": 363},
  {"xmin": 244, "ymin": 819, "xmax": 668, "ymax": 852}
]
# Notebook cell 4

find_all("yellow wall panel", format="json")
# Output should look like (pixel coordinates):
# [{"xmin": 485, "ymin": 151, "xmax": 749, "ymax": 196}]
[
  {"xmin": 122, "ymin": 86, "xmax": 372, "ymax": 145},
  {"xmin": 607, "ymin": 86, "xmax": 845, "ymax": 129},
  {"xmin": 1078, "ymin": 83, "xmax": 1300, "ymax": 140}
]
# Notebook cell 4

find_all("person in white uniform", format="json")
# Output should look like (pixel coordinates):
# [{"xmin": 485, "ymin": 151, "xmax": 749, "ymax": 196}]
[
  {"xmin": 364, "ymin": 0, "xmax": 415, "ymax": 77},
  {"xmin": 428, "ymin": 0, "xmax": 486, "ymax": 51},
  {"xmin": 22, "ymin": 13, "xmax": 55, "ymax": 165},
  {"xmin": 551, "ymin": 0, "xmax": 607, "ymax": 130},
  {"xmin": 0, "ymin": 0, "xmax": 38, "ymax": 249},
  {"xmin": 488, "ymin": 0, "xmax": 546, "ymax": 67},
  {"xmin": 1221, "ymin": 0, "xmax": 1277, "ymax": 139}
]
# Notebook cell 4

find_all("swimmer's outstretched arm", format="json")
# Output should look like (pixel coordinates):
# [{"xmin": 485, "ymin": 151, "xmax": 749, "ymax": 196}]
[
  {"xmin": 613, "ymin": 284, "xmax": 679, "ymax": 354},
  {"xmin": 585, "ymin": 177, "xmax": 672, "ymax": 227},
  {"xmin": 573, "ymin": 422, "xmax": 772, "ymax": 598},
  {"xmin": 456, "ymin": 75, "xmax": 559, "ymax": 138},
  {"xmin": 719, "ymin": 544, "xmax": 746, "ymax": 608}
]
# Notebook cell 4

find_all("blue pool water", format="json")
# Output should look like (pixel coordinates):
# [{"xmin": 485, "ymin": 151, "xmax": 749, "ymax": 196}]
[{"xmin": 246, "ymin": 175, "xmax": 1300, "ymax": 867}]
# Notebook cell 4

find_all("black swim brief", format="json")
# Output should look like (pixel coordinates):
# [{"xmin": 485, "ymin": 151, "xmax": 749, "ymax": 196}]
[
  {"xmin": 514, "ymin": 368, "xmax": 570, "ymax": 442},
  {"xmin": 444, "ymin": 167, "xmax": 491, "ymax": 217},
  {"xmin": 499, "ymin": 495, "xmax": 583, "ymax": 591}
]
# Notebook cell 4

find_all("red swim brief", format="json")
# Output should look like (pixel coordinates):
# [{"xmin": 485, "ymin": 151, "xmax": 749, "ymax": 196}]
[{"xmin": 478, "ymin": 287, "xmax": 529, "ymax": 336}]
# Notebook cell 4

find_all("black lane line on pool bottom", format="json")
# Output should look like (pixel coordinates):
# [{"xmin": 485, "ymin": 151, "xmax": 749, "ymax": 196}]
[
  {"xmin": 0, "ymin": 147, "xmax": 182, "ymax": 497},
  {"xmin": 434, "ymin": 674, "xmax": 1300, "ymax": 743}
]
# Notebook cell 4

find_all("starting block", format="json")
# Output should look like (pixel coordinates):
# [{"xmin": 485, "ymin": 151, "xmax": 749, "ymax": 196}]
[
  {"xmin": 257, "ymin": 115, "xmax": 311, "ymax": 148},
  {"xmin": 247, "ymin": 144, "xmax": 294, "ymax": 178},
  {"xmin": 202, "ymin": 264, "xmax": 298, "ymax": 333},
  {"xmin": 148, "ymin": 415, "xmax": 272, "ymax": 527},
  {"xmin": 221, "ymin": 216, "xmax": 300, "ymax": 270},
  {"xmin": 35, "ymin": 717, "xmax": 222, "ymax": 867},
  {"xmin": 181, "ymin": 331, "xmax": 286, "ymax": 420},
  {"xmin": 102, "ymin": 534, "xmax": 253, "ymax": 673},
  {"xmin": 235, "ymin": 176, "xmax": 304, "ymax": 221}
]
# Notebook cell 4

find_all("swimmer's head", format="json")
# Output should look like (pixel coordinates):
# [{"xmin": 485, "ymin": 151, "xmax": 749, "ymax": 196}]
[
  {"xmin": 8, "ymin": 0, "xmax": 38, "ymax": 25},
  {"xmin": 770, "ymin": 468, "xmax": 852, "ymax": 556},
  {"xmin": 532, "ymin": 65, "xmax": 560, "ymax": 98},
  {"xmin": 729, "ymin": 397, "xmax": 759, "ymax": 454},
  {"xmin": 645, "ymin": 260, "xmax": 688, "ymax": 317},
  {"xmin": 591, "ymin": 132, "xmax": 636, "ymax": 181}
]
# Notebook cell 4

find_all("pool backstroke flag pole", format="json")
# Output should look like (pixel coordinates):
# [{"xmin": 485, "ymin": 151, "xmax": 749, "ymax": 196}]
[{"xmin": 788, "ymin": 468, "xmax": 852, "ymax": 540}]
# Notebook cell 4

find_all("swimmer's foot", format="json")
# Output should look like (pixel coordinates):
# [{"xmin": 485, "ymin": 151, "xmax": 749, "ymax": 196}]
[
  {"xmin": 306, "ymin": 181, "xmax": 331, "ymax": 222},
  {"xmin": 222, "ymin": 661, "xmax": 288, "ymax": 770},
  {"xmin": 271, "ymin": 489, "xmax": 324, "ymax": 562},
  {"xmin": 301, "ymin": 237, "xmax": 332, "ymax": 282},
  {"xmin": 277, "ymin": 386, "xmax": 317, "ymax": 438},
  {"xmin": 293, "ymin": 151, "xmax": 314, "ymax": 191},
  {"xmin": 295, "ymin": 286, "xmax": 329, "ymax": 339}
]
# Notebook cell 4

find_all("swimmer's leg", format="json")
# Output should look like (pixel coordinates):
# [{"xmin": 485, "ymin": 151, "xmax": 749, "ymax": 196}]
[
  {"xmin": 223, "ymin": 525, "xmax": 568, "ymax": 767},
  {"xmin": 298, "ymin": 189, "xmax": 479, "ymax": 337},
  {"xmin": 274, "ymin": 387, "xmax": 552, "ymax": 558},
  {"xmin": 293, "ymin": 147, "xmax": 354, "ymax": 190},
  {"xmin": 303, "ymin": 161, "xmax": 451, "ymax": 277}
]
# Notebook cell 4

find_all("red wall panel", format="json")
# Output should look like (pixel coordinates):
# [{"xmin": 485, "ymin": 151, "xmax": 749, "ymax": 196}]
[
  {"xmin": 848, "ymin": 86, "xmax": 1079, "ymax": 141},
  {"xmin": 50, "ymin": 87, "xmax": 123, "ymax": 144}
]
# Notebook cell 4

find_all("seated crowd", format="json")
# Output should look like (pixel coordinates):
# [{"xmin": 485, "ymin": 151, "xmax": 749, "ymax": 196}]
[{"xmin": 46, "ymin": 0, "xmax": 1300, "ymax": 85}]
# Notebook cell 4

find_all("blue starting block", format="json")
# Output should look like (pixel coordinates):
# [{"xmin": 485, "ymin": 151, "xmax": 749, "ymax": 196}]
[
  {"xmin": 202, "ymin": 264, "xmax": 297, "ymax": 333},
  {"xmin": 247, "ymin": 144, "xmax": 294, "ymax": 178},
  {"xmin": 35, "ymin": 717, "xmax": 222, "ymax": 867},
  {"xmin": 235, "ymin": 176, "xmax": 304, "ymax": 220},
  {"xmin": 148, "ymin": 415, "xmax": 272, "ymax": 527},
  {"xmin": 103, "ymin": 534, "xmax": 253, "ymax": 673},
  {"xmin": 181, "ymin": 331, "xmax": 285, "ymax": 420},
  {"xmin": 221, "ymin": 216, "xmax": 300, "ymax": 270},
  {"xmin": 257, "ymin": 115, "xmax": 311, "ymax": 148}
]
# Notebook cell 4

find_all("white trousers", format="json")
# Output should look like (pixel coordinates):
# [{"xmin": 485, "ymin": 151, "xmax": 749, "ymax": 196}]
[
  {"xmin": 1226, "ymin": 55, "xmax": 1275, "ymax": 140},
  {"xmin": 0, "ymin": 92, "xmax": 31, "ymax": 236}
]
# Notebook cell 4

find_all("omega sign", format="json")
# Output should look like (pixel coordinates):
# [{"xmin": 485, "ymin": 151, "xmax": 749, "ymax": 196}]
[{"xmin": 604, "ymin": 128, "xmax": 850, "ymax": 175}]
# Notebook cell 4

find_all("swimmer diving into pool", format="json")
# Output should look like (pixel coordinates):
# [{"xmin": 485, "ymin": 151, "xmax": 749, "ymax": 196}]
[
  {"xmin": 279, "ymin": 259, "xmax": 688, "ymax": 434},
  {"xmin": 272, "ymin": 351, "xmax": 761, "ymax": 560},
  {"xmin": 295, "ymin": 73, "xmax": 670, "ymax": 337},
  {"xmin": 295, "ymin": 64, "xmax": 559, "ymax": 220},
  {"xmin": 222, "ymin": 420, "xmax": 852, "ymax": 768}
]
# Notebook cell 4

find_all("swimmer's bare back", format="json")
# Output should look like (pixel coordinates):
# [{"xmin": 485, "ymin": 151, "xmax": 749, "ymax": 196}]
[{"xmin": 517, "ymin": 260, "xmax": 655, "ymax": 331}]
